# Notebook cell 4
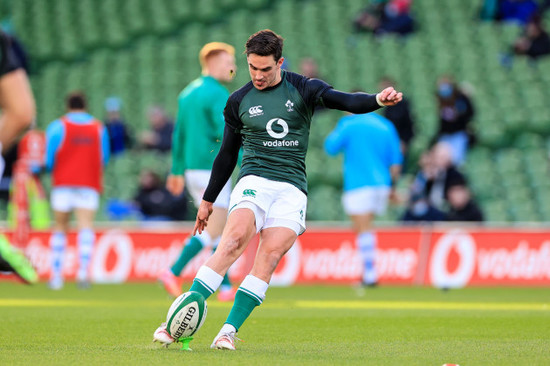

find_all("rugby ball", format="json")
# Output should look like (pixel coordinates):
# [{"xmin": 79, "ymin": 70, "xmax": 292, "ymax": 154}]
[{"xmin": 166, "ymin": 291, "xmax": 207, "ymax": 340}]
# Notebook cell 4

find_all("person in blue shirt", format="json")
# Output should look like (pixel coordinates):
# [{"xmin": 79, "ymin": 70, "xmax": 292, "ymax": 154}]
[
  {"xmin": 325, "ymin": 111, "xmax": 402, "ymax": 286},
  {"xmin": 45, "ymin": 92, "xmax": 110, "ymax": 290}
]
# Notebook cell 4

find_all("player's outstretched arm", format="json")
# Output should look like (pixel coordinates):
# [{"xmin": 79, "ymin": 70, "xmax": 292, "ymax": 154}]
[
  {"xmin": 321, "ymin": 86, "xmax": 402, "ymax": 114},
  {"xmin": 193, "ymin": 200, "xmax": 214, "ymax": 235}
]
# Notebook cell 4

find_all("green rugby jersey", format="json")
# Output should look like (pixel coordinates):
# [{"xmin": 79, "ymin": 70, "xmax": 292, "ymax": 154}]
[
  {"xmin": 224, "ymin": 70, "xmax": 331, "ymax": 193},
  {"xmin": 171, "ymin": 75, "xmax": 229, "ymax": 174}
]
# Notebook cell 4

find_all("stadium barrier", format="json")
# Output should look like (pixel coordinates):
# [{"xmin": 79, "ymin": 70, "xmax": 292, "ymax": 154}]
[{"xmin": 3, "ymin": 227, "xmax": 550, "ymax": 287}]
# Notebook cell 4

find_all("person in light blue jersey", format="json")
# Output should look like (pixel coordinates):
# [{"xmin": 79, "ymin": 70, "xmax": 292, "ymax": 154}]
[
  {"xmin": 45, "ymin": 92, "xmax": 110, "ymax": 290},
  {"xmin": 325, "ymin": 111, "xmax": 402, "ymax": 286}
]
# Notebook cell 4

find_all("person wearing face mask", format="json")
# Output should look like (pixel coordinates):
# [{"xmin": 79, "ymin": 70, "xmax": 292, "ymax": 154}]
[{"xmin": 434, "ymin": 76, "xmax": 475, "ymax": 166}]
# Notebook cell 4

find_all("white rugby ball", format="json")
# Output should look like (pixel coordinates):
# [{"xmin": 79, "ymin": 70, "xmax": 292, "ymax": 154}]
[{"xmin": 166, "ymin": 291, "xmax": 207, "ymax": 340}]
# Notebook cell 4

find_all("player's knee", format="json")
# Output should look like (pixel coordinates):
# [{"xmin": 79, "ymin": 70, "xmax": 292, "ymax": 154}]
[
  {"xmin": 218, "ymin": 235, "xmax": 245, "ymax": 258},
  {"xmin": 264, "ymin": 248, "xmax": 285, "ymax": 269}
]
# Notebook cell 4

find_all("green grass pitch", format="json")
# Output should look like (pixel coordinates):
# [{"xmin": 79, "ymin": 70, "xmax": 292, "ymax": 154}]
[{"xmin": 1, "ymin": 282, "xmax": 549, "ymax": 366}]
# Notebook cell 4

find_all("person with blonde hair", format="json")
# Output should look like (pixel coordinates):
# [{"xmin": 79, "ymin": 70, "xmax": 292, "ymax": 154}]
[{"xmin": 156, "ymin": 42, "xmax": 238, "ymax": 303}]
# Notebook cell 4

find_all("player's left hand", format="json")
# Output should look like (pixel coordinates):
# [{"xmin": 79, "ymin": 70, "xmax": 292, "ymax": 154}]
[
  {"xmin": 377, "ymin": 87, "xmax": 403, "ymax": 106},
  {"xmin": 193, "ymin": 200, "xmax": 214, "ymax": 235}
]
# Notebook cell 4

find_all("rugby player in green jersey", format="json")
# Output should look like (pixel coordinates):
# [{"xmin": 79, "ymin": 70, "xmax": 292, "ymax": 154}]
[
  {"xmin": 154, "ymin": 29, "xmax": 402, "ymax": 350},
  {"xmin": 157, "ymin": 42, "xmax": 238, "ymax": 301}
]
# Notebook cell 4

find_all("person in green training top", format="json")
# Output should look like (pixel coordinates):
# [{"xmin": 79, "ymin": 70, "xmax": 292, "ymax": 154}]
[
  {"xmin": 157, "ymin": 42, "xmax": 237, "ymax": 301},
  {"xmin": 153, "ymin": 29, "xmax": 402, "ymax": 350}
]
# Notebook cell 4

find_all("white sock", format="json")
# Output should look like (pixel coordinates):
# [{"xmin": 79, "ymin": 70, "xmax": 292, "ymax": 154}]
[
  {"xmin": 357, "ymin": 231, "xmax": 377, "ymax": 284},
  {"xmin": 77, "ymin": 228, "xmax": 95, "ymax": 281},
  {"xmin": 194, "ymin": 265, "xmax": 223, "ymax": 295},
  {"xmin": 50, "ymin": 231, "xmax": 67, "ymax": 281},
  {"xmin": 239, "ymin": 274, "xmax": 269, "ymax": 304}
]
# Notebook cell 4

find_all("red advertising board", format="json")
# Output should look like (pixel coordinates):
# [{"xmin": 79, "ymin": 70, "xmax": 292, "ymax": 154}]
[{"xmin": 2, "ymin": 227, "xmax": 550, "ymax": 286}]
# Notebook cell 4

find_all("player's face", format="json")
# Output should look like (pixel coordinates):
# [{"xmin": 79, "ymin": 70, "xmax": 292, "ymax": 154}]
[{"xmin": 247, "ymin": 54, "xmax": 284, "ymax": 90}]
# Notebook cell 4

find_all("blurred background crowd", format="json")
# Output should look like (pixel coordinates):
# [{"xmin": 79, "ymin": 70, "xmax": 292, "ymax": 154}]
[{"xmin": 2, "ymin": 0, "xmax": 550, "ymax": 225}]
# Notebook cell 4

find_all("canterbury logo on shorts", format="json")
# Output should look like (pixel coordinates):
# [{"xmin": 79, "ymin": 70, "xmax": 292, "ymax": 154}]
[{"xmin": 243, "ymin": 189, "xmax": 257, "ymax": 198}]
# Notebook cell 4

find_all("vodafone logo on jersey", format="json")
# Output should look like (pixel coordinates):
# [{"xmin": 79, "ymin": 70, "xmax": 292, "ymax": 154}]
[{"xmin": 266, "ymin": 118, "xmax": 289, "ymax": 139}]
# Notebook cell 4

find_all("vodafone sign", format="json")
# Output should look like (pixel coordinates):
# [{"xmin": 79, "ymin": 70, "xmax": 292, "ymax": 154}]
[
  {"xmin": 4, "ymin": 227, "xmax": 550, "ymax": 286},
  {"xmin": 429, "ymin": 230, "xmax": 476, "ymax": 288}
]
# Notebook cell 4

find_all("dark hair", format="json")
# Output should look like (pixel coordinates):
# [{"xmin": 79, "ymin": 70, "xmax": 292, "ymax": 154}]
[
  {"xmin": 66, "ymin": 91, "xmax": 87, "ymax": 110},
  {"xmin": 245, "ymin": 29, "xmax": 284, "ymax": 61}
]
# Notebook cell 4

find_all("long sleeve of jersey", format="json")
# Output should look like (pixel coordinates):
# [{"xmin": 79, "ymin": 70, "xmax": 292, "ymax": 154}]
[
  {"xmin": 321, "ymin": 88, "xmax": 381, "ymax": 114},
  {"xmin": 202, "ymin": 125, "xmax": 242, "ymax": 202}
]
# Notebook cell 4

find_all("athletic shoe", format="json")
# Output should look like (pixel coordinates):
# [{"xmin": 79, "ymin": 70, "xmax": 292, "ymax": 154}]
[
  {"xmin": 217, "ymin": 287, "xmax": 237, "ymax": 302},
  {"xmin": 0, "ymin": 234, "xmax": 38, "ymax": 284},
  {"xmin": 158, "ymin": 268, "xmax": 181, "ymax": 298},
  {"xmin": 211, "ymin": 330, "xmax": 241, "ymax": 350},
  {"xmin": 153, "ymin": 322, "xmax": 175, "ymax": 347}
]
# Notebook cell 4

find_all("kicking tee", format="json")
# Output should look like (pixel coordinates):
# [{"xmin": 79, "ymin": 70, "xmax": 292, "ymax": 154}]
[{"xmin": 224, "ymin": 70, "xmax": 331, "ymax": 194}]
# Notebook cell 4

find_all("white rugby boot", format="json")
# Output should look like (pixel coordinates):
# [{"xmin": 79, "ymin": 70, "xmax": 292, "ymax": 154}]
[
  {"xmin": 211, "ymin": 330, "xmax": 241, "ymax": 350},
  {"xmin": 153, "ymin": 322, "xmax": 175, "ymax": 348}
]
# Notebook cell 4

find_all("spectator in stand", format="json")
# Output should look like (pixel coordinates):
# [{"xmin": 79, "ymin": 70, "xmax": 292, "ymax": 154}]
[
  {"xmin": 433, "ymin": 75, "xmax": 475, "ymax": 166},
  {"xmin": 379, "ymin": 76, "xmax": 414, "ymax": 169},
  {"xmin": 401, "ymin": 151, "xmax": 446, "ymax": 223},
  {"xmin": 512, "ymin": 15, "xmax": 550, "ymax": 60},
  {"xmin": 138, "ymin": 105, "xmax": 174, "ymax": 153},
  {"xmin": 133, "ymin": 169, "xmax": 187, "ymax": 221},
  {"xmin": 425, "ymin": 142, "xmax": 467, "ymax": 211},
  {"xmin": 446, "ymin": 183, "xmax": 484, "ymax": 222},
  {"xmin": 401, "ymin": 192, "xmax": 447, "ymax": 222},
  {"xmin": 104, "ymin": 97, "xmax": 132, "ymax": 156},
  {"xmin": 354, "ymin": 0, "xmax": 415, "ymax": 37},
  {"xmin": 403, "ymin": 143, "xmax": 466, "ymax": 216}
]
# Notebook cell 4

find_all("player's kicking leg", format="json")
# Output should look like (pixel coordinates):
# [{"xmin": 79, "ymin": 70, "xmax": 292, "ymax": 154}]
[{"xmin": 153, "ymin": 208, "xmax": 256, "ymax": 347}]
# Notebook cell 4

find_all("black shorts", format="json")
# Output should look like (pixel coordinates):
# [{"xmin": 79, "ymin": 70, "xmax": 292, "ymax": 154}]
[{"xmin": 0, "ymin": 31, "xmax": 22, "ymax": 77}]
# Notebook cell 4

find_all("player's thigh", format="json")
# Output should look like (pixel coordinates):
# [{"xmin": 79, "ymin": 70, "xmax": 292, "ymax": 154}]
[
  {"xmin": 73, "ymin": 188, "xmax": 99, "ymax": 229},
  {"xmin": 349, "ymin": 213, "xmax": 375, "ymax": 233},
  {"xmin": 74, "ymin": 208, "xmax": 96, "ymax": 230},
  {"xmin": 251, "ymin": 227, "xmax": 297, "ymax": 282},
  {"xmin": 52, "ymin": 210, "xmax": 71, "ymax": 232},
  {"xmin": 205, "ymin": 208, "xmax": 256, "ymax": 273},
  {"xmin": 263, "ymin": 182, "xmax": 307, "ymax": 235}
]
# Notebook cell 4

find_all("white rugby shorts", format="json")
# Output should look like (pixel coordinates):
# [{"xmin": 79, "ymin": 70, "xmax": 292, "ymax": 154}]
[
  {"xmin": 185, "ymin": 170, "xmax": 231, "ymax": 209},
  {"xmin": 342, "ymin": 186, "xmax": 390, "ymax": 216},
  {"xmin": 228, "ymin": 175, "xmax": 307, "ymax": 236},
  {"xmin": 51, "ymin": 187, "xmax": 100, "ymax": 212}
]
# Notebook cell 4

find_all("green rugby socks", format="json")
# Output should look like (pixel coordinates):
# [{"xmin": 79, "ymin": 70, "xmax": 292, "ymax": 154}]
[{"xmin": 225, "ymin": 275, "xmax": 268, "ymax": 331}]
